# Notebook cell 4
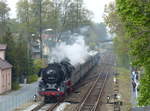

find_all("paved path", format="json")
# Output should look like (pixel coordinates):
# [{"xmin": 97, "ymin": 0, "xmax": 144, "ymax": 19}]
[
  {"xmin": 0, "ymin": 82, "xmax": 38, "ymax": 111},
  {"xmin": 131, "ymin": 71, "xmax": 139, "ymax": 107}
]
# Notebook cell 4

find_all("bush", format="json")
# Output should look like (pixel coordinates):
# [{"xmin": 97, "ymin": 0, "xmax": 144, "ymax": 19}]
[
  {"xmin": 12, "ymin": 82, "xmax": 20, "ymax": 90},
  {"xmin": 27, "ymin": 74, "xmax": 38, "ymax": 83},
  {"xmin": 33, "ymin": 59, "xmax": 44, "ymax": 74}
]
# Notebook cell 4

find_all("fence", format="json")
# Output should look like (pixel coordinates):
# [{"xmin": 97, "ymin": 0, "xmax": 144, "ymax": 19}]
[{"xmin": 0, "ymin": 86, "xmax": 37, "ymax": 111}]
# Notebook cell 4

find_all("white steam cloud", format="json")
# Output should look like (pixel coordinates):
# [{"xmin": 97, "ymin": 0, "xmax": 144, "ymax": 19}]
[{"xmin": 49, "ymin": 35, "xmax": 90, "ymax": 65}]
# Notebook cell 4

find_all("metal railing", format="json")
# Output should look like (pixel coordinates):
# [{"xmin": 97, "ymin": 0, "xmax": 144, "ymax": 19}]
[{"xmin": 0, "ymin": 87, "xmax": 37, "ymax": 111}]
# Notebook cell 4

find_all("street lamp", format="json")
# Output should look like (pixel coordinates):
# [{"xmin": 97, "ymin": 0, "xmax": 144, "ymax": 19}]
[{"xmin": 32, "ymin": 34, "xmax": 35, "ymax": 37}]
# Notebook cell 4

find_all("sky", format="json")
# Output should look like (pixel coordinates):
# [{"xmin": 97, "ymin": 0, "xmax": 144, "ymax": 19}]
[{"xmin": 7, "ymin": 0, "xmax": 114, "ymax": 23}]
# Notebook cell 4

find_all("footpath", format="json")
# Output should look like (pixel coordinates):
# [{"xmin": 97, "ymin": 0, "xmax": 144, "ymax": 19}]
[
  {"xmin": 130, "ymin": 70, "xmax": 150, "ymax": 111},
  {"xmin": 0, "ymin": 82, "xmax": 38, "ymax": 111},
  {"xmin": 131, "ymin": 70, "xmax": 139, "ymax": 107}
]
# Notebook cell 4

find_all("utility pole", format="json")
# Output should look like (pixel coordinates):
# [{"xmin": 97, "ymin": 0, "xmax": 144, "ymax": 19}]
[
  {"xmin": 77, "ymin": 0, "xmax": 79, "ymax": 28},
  {"xmin": 26, "ymin": 0, "xmax": 31, "ymax": 77},
  {"xmin": 39, "ymin": 0, "xmax": 43, "ymax": 59}
]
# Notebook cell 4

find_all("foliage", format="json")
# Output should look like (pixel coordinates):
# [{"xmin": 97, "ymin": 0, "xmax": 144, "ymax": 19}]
[
  {"xmin": 138, "ymin": 64, "xmax": 150, "ymax": 105},
  {"xmin": 33, "ymin": 59, "xmax": 44, "ymax": 74},
  {"xmin": 104, "ymin": 2, "xmax": 130, "ymax": 68},
  {"xmin": 0, "ymin": 32, "xmax": 16, "ymax": 81},
  {"xmin": 16, "ymin": 0, "xmax": 92, "ymax": 39},
  {"xmin": 27, "ymin": 74, "xmax": 38, "ymax": 83},
  {"xmin": 0, "ymin": 31, "xmax": 35, "ymax": 88},
  {"xmin": 12, "ymin": 82, "xmax": 21, "ymax": 90},
  {"xmin": 8, "ymin": 19, "xmax": 20, "ymax": 33},
  {"xmin": 0, "ymin": 1, "xmax": 10, "ymax": 36},
  {"xmin": 116, "ymin": 0, "xmax": 150, "ymax": 105},
  {"xmin": 85, "ymin": 23, "xmax": 108, "ymax": 50}
]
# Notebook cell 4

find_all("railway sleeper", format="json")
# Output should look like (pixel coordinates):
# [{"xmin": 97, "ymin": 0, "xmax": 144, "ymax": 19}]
[
  {"xmin": 91, "ymin": 93, "xmax": 100, "ymax": 97},
  {"xmin": 114, "ymin": 89, "xmax": 119, "ymax": 92},
  {"xmin": 64, "ymin": 100, "xmax": 80, "ymax": 104},
  {"xmin": 95, "ymin": 86, "xmax": 102, "ymax": 89},
  {"xmin": 81, "ymin": 105, "xmax": 94, "ymax": 110},
  {"xmin": 84, "ymin": 104, "xmax": 95, "ymax": 106}
]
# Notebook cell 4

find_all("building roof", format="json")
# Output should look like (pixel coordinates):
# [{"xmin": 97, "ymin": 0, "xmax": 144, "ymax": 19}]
[
  {"xmin": 0, "ymin": 44, "xmax": 7, "ymax": 50},
  {"xmin": 0, "ymin": 58, "xmax": 12, "ymax": 69}
]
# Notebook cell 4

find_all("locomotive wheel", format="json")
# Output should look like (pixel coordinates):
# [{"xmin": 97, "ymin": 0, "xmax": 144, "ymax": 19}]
[
  {"xmin": 58, "ymin": 95, "xmax": 64, "ymax": 102},
  {"xmin": 44, "ymin": 96, "xmax": 49, "ymax": 103}
]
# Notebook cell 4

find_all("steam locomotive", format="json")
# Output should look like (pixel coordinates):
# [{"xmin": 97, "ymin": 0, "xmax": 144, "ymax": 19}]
[{"xmin": 38, "ymin": 52, "xmax": 100, "ymax": 102}]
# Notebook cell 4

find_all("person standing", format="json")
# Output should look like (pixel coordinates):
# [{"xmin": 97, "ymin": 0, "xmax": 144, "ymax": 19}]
[{"xmin": 132, "ymin": 80, "xmax": 136, "ymax": 92}]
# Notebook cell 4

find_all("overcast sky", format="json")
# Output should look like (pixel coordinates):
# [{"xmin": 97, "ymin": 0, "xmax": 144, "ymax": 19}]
[{"xmin": 7, "ymin": 0, "xmax": 114, "ymax": 23}]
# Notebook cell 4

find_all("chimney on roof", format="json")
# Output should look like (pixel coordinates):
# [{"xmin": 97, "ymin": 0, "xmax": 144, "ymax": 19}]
[{"xmin": 0, "ymin": 44, "xmax": 7, "ymax": 60}]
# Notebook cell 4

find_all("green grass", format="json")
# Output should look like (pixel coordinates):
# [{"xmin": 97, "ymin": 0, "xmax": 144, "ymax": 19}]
[{"xmin": 117, "ymin": 67, "xmax": 132, "ymax": 111}]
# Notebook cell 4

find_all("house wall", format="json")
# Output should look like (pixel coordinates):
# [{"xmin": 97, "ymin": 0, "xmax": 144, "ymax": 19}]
[
  {"xmin": 0, "ymin": 50, "xmax": 5, "ymax": 60},
  {"xmin": 0, "ymin": 68, "xmax": 11, "ymax": 94}
]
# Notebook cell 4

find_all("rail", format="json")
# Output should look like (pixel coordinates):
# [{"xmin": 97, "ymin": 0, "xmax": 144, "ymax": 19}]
[
  {"xmin": 92, "ymin": 72, "xmax": 109, "ymax": 111},
  {"xmin": 31, "ymin": 102, "xmax": 59, "ymax": 111},
  {"xmin": 75, "ymin": 71, "xmax": 108, "ymax": 111},
  {"xmin": 47, "ymin": 103, "xmax": 59, "ymax": 111}
]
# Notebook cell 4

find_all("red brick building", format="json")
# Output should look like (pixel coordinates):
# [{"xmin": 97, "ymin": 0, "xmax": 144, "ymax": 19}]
[{"xmin": 0, "ymin": 44, "xmax": 12, "ymax": 94}]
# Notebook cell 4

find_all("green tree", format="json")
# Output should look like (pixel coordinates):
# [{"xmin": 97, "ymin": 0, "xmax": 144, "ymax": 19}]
[
  {"xmin": 17, "ymin": 0, "xmax": 32, "ymax": 36},
  {"xmin": 0, "ymin": 31, "xmax": 36, "ymax": 86},
  {"xmin": 85, "ymin": 23, "xmax": 108, "ymax": 50},
  {"xmin": 104, "ymin": 2, "xmax": 129, "ymax": 68},
  {"xmin": 0, "ymin": 1, "xmax": 10, "ymax": 36},
  {"xmin": 61, "ymin": 0, "xmax": 92, "ymax": 32},
  {"xmin": 0, "ymin": 32, "xmax": 17, "ymax": 81},
  {"xmin": 116, "ymin": 0, "xmax": 150, "ymax": 105},
  {"xmin": 16, "ymin": 0, "xmax": 92, "ymax": 36},
  {"xmin": 33, "ymin": 58, "xmax": 44, "ymax": 74},
  {"xmin": 16, "ymin": 0, "xmax": 92, "ymax": 48}
]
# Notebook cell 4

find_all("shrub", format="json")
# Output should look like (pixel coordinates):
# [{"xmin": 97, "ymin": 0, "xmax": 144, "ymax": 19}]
[
  {"xmin": 33, "ymin": 59, "xmax": 45, "ymax": 74},
  {"xmin": 27, "ymin": 74, "xmax": 38, "ymax": 83},
  {"xmin": 12, "ymin": 82, "xmax": 20, "ymax": 90}
]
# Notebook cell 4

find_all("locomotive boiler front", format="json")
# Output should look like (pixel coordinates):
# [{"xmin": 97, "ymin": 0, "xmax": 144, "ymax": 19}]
[{"xmin": 42, "ymin": 63, "xmax": 65, "ymax": 84}]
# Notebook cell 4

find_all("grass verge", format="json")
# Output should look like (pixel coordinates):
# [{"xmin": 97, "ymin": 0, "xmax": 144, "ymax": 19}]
[{"xmin": 117, "ymin": 67, "xmax": 131, "ymax": 111}]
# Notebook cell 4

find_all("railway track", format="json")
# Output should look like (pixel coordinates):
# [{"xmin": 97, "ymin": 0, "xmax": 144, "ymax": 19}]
[
  {"xmin": 73, "ymin": 72, "xmax": 108, "ymax": 111},
  {"xmin": 72, "ymin": 53, "xmax": 115, "ymax": 111},
  {"xmin": 46, "ymin": 103, "xmax": 59, "ymax": 111},
  {"xmin": 31, "ymin": 102, "xmax": 59, "ymax": 111}
]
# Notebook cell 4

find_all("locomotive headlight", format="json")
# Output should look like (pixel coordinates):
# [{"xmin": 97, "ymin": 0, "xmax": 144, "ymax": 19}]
[{"xmin": 57, "ymin": 88, "xmax": 60, "ymax": 91}]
